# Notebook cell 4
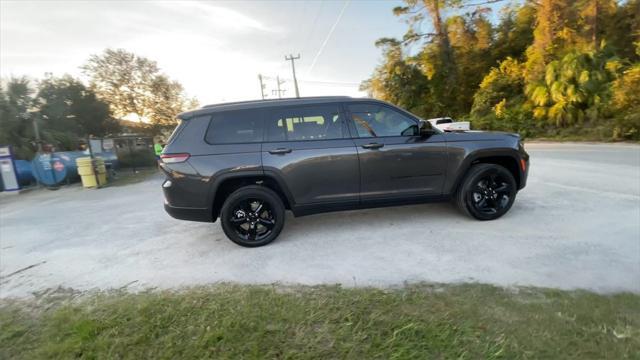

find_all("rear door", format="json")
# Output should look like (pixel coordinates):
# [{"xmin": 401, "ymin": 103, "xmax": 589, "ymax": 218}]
[
  {"xmin": 261, "ymin": 103, "xmax": 359, "ymax": 206},
  {"xmin": 345, "ymin": 102, "xmax": 447, "ymax": 201}
]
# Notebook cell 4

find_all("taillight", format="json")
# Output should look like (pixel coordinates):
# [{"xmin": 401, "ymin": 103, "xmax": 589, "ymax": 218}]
[
  {"xmin": 520, "ymin": 158, "xmax": 527, "ymax": 172},
  {"xmin": 161, "ymin": 153, "xmax": 190, "ymax": 163}
]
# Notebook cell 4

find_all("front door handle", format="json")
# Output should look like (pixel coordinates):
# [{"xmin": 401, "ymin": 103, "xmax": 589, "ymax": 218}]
[
  {"xmin": 361, "ymin": 143, "xmax": 384, "ymax": 150},
  {"xmin": 268, "ymin": 148, "xmax": 292, "ymax": 155}
]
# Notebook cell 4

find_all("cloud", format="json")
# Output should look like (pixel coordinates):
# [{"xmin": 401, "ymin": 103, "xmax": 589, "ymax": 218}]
[{"xmin": 154, "ymin": 1, "xmax": 279, "ymax": 33}]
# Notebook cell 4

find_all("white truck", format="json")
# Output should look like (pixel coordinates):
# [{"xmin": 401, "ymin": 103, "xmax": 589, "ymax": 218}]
[{"xmin": 427, "ymin": 117, "xmax": 470, "ymax": 131}]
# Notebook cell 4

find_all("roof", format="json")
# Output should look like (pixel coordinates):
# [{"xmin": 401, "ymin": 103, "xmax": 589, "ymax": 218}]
[{"xmin": 178, "ymin": 96, "xmax": 369, "ymax": 119}]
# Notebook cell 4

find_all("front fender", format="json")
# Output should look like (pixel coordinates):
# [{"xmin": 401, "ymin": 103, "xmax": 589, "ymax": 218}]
[{"xmin": 445, "ymin": 145, "xmax": 523, "ymax": 195}]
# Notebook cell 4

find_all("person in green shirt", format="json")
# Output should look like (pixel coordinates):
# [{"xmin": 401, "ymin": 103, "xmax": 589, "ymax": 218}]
[
  {"xmin": 154, "ymin": 142, "xmax": 164, "ymax": 156},
  {"xmin": 154, "ymin": 141, "xmax": 164, "ymax": 164}
]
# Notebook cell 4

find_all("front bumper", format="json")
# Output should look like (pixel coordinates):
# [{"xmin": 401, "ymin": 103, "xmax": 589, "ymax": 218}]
[{"xmin": 519, "ymin": 159, "xmax": 529, "ymax": 190}]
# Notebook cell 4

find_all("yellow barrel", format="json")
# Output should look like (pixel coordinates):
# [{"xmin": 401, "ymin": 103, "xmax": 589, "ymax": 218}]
[{"xmin": 76, "ymin": 157, "xmax": 107, "ymax": 188}]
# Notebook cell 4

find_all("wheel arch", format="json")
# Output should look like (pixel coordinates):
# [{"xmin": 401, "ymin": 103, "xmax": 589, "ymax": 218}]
[
  {"xmin": 450, "ymin": 149, "xmax": 522, "ymax": 195},
  {"xmin": 209, "ymin": 172, "xmax": 294, "ymax": 220}
]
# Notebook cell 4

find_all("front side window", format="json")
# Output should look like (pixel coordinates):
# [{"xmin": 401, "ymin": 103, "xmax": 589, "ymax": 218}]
[
  {"xmin": 265, "ymin": 105, "xmax": 344, "ymax": 141},
  {"xmin": 205, "ymin": 110, "xmax": 263, "ymax": 144},
  {"xmin": 347, "ymin": 104, "xmax": 418, "ymax": 138}
]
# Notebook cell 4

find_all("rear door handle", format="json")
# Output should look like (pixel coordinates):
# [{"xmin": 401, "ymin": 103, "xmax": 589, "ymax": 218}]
[
  {"xmin": 268, "ymin": 148, "xmax": 292, "ymax": 155},
  {"xmin": 361, "ymin": 143, "xmax": 384, "ymax": 150}
]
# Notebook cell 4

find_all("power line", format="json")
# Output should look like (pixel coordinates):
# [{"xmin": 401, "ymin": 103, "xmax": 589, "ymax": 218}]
[
  {"xmin": 299, "ymin": 79, "xmax": 359, "ymax": 86},
  {"xmin": 303, "ymin": 0, "xmax": 324, "ymax": 55},
  {"xmin": 307, "ymin": 0, "xmax": 350, "ymax": 75},
  {"xmin": 262, "ymin": 75, "xmax": 360, "ymax": 87}
]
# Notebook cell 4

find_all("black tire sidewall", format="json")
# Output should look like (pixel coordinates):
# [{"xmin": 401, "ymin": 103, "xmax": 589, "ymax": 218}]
[
  {"xmin": 220, "ymin": 186, "xmax": 285, "ymax": 247},
  {"xmin": 457, "ymin": 164, "xmax": 517, "ymax": 221}
]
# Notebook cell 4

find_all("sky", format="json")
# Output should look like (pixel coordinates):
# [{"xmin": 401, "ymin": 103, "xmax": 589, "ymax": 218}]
[
  {"xmin": 1, "ymin": 0, "xmax": 412, "ymax": 105},
  {"xmin": 1, "ymin": 0, "xmax": 508, "ymax": 106}
]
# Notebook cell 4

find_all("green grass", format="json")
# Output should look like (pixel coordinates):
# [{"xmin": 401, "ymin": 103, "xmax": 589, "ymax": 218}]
[{"xmin": 1, "ymin": 284, "xmax": 638, "ymax": 359}]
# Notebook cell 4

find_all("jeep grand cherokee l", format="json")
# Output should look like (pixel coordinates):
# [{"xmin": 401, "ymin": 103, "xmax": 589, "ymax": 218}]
[{"xmin": 160, "ymin": 96, "xmax": 529, "ymax": 247}]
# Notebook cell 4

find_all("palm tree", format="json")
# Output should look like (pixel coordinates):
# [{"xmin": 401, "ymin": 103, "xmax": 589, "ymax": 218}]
[{"xmin": 527, "ymin": 51, "xmax": 611, "ymax": 127}]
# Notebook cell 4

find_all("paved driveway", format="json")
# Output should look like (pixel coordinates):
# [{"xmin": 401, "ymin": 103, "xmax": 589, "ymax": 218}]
[{"xmin": 1, "ymin": 143, "xmax": 639, "ymax": 298}]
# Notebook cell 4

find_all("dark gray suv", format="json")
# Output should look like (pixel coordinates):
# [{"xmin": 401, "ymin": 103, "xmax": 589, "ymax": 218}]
[{"xmin": 160, "ymin": 96, "xmax": 529, "ymax": 247}]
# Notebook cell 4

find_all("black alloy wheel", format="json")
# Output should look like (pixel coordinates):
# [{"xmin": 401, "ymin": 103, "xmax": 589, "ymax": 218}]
[
  {"xmin": 220, "ymin": 186, "xmax": 285, "ymax": 247},
  {"xmin": 469, "ymin": 173, "xmax": 513, "ymax": 215},
  {"xmin": 229, "ymin": 198, "xmax": 276, "ymax": 242},
  {"xmin": 455, "ymin": 163, "xmax": 517, "ymax": 220}
]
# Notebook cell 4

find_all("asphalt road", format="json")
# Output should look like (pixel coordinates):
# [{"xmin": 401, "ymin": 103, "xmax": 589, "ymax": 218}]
[{"xmin": 1, "ymin": 142, "xmax": 639, "ymax": 298}]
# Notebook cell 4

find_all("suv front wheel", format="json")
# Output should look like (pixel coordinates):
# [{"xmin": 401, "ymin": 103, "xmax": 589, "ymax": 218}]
[
  {"xmin": 455, "ymin": 163, "xmax": 517, "ymax": 220},
  {"xmin": 220, "ymin": 185, "xmax": 285, "ymax": 247}
]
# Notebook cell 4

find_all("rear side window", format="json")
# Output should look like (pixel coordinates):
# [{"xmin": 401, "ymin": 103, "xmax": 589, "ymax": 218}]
[
  {"xmin": 205, "ymin": 110, "xmax": 264, "ymax": 144},
  {"xmin": 166, "ymin": 119, "xmax": 185, "ymax": 145},
  {"xmin": 265, "ymin": 105, "xmax": 344, "ymax": 141}
]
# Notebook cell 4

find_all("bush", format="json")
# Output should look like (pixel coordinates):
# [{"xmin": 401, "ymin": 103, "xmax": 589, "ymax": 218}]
[
  {"xmin": 473, "ymin": 106, "xmax": 539, "ymax": 139},
  {"xmin": 613, "ymin": 113, "xmax": 640, "ymax": 140}
]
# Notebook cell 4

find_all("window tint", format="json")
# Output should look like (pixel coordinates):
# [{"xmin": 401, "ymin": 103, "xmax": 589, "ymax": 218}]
[
  {"xmin": 347, "ymin": 104, "xmax": 418, "ymax": 138},
  {"xmin": 205, "ymin": 110, "xmax": 263, "ymax": 144},
  {"xmin": 265, "ymin": 105, "xmax": 344, "ymax": 141}
]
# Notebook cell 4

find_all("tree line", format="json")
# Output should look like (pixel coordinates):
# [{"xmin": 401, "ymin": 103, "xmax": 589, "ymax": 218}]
[
  {"xmin": 362, "ymin": 0, "xmax": 639, "ymax": 140},
  {"xmin": 0, "ymin": 49, "xmax": 197, "ymax": 159}
]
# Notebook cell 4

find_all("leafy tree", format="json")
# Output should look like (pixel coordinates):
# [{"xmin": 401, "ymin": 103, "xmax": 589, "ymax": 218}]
[
  {"xmin": 446, "ymin": 13, "xmax": 496, "ymax": 114},
  {"xmin": 36, "ymin": 75, "xmax": 119, "ymax": 141},
  {"xmin": 82, "ymin": 49, "xmax": 196, "ymax": 126},
  {"xmin": 0, "ymin": 77, "xmax": 37, "ymax": 159},
  {"xmin": 527, "ymin": 50, "xmax": 613, "ymax": 127},
  {"xmin": 610, "ymin": 45, "xmax": 640, "ymax": 139},
  {"xmin": 365, "ymin": 1, "xmax": 638, "ymax": 140},
  {"xmin": 392, "ymin": 1, "xmax": 461, "ymax": 115},
  {"xmin": 524, "ymin": 0, "xmax": 576, "ymax": 82},
  {"xmin": 492, "ymin": 4, "xmax": 536, "ymax": 61},
  {"xmin": 472, "ymin": 57, "xmax": 526, "ymax": 117},
  {"xmin": 602, "ymin": 0, "xmax": 640, "ymax": 62},
  {"xmin": 360, "ymin": 39, "xmax": 430, "ymax": 116}
]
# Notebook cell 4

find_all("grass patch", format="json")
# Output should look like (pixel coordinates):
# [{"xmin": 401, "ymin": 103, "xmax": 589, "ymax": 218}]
[{"xmin": 1, "ymin": 284, "xmax": 638, "ymax": 359}]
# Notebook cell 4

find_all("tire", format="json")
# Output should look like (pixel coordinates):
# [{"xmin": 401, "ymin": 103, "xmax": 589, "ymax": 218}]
[
  {"xmin": 220, "ymin": 185, "xmax": 285, "ymax": 247},
  {"xmin": 455, "ymin": 163, "xmax": 517, "ymax": 221}
]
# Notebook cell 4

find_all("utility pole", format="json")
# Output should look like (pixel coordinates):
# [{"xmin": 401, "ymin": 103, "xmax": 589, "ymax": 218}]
[
  {"xmin": 285, "ymin": 54, "xmax": 300, "ymax": 98},
  {"xmin": 272, "ymin": 76, "xmax": 286, "ymax": 98},
  {"xmin": 258, "ymin": 74, "xmax": 267, "ymax": 100}
]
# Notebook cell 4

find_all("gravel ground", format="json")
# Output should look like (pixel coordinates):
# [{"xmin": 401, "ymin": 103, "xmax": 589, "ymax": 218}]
[{"xmin": 1, "ymin": 142, "xmax": 639, "ymax": 298}]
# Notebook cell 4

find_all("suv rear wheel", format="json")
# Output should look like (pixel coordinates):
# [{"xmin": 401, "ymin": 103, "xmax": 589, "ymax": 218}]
[
  {"xmin": 455, "ymin": 163, "xmax": 517, "ymax": 220},
  {"xmin": 220, "ymin": 185, "xmax": 285, "ymax": 247}
]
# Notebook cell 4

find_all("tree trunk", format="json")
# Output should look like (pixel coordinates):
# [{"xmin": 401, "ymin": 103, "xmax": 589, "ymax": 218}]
[
  {"xmin": 424, "ymin": 0, "xmax": 455, "ymax": 81},
  {"xmin": 593, "ymin": 0, "xmax": 599, "ymax": 51}
]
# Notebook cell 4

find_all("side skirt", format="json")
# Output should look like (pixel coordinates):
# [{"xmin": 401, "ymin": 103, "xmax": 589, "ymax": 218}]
[{"xmin": 291, "ymin": 195, "xmax": 450, "ymax": 217}]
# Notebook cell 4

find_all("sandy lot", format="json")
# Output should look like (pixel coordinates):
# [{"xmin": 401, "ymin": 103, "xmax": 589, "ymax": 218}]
[{"xmin": 1, "ymin": 143, "xmax": 639, "ymax": 298}]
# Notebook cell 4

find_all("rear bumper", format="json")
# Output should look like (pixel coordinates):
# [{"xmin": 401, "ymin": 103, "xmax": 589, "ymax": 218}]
[{"xmin": 164, "ymin": 203, "xmax": 212, "ymax": 223}]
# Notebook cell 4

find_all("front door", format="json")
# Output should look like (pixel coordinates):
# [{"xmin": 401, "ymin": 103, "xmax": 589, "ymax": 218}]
[
  {"xmin": 345, "ymin": 102, "xmax": 447, "ymax": 201},
  {"xmin": 261, "ymin": 103, "xmax": 359, "ymax": 206}
]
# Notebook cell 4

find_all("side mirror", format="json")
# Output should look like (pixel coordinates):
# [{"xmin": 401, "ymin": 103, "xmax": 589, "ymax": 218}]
[{"xmin": 419, "ymin": 120, "xmax": 436, "ymax": 136}]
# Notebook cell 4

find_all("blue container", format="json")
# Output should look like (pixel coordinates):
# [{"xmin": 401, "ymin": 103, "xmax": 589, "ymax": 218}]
[
  {"xmin": 31, "ymin": 151, "xmax": 117, "ymax": 186},
  {"xmin": 31, "ymin": 151, "xmax": 85, "ymax": 186},
  {"xmin": 14, "ymin": 160, "xmax": 35, "ymax": 186}
]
